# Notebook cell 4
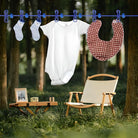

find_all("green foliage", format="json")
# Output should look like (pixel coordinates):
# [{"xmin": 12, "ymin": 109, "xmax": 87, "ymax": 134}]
[
  {"xmin": 0, "ymin": 109, "xmax": 138, "ymax": 138},
  {"xmin": 1, "ymin": 70, "xmax": 138, "ymax": 137}
]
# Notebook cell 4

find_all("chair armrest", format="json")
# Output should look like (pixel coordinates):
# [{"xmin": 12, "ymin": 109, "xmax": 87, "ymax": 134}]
[
  {"xmin": 69, "ymin": 91, "xmax": 83, "ymax": 95},
  {"xmin": 103, "ymin": 92, "xmax": 116, "ymax": 95},
  {"xmin": 67, "ymin": 92, "xmax": 83, "ymax": 103}
]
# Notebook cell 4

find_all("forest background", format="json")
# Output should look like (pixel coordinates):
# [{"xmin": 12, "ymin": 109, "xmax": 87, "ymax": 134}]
[{"xmin": 0, "ymin": 0, "xmax": 137, "ymax": 137}]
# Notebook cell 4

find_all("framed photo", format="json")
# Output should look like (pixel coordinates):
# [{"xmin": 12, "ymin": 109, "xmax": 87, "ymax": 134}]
[{"xmin": 15, "ymin": 88, "xmax": 28, "ymax": 103}]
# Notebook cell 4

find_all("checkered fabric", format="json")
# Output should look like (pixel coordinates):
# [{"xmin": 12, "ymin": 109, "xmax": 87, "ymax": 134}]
[{"xmin": 87, "ymin": 19, "xmax": 124, "ymax": 61}]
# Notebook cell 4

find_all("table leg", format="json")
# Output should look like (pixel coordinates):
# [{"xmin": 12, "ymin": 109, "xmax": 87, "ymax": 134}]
[
  {"xmin": 43, "ymin": 106, "xmax": 50, "ymax": 112},
  {"xmin": 17, "ymin": 107, "xmax": 28, "ymax": 116},
  {"xmin": 25, "ymin": 107, "xmax": 35, "ymax": 115},
  {"xmin": 35, "ymin": 106, "xmax": 41, "ymax": 113}
]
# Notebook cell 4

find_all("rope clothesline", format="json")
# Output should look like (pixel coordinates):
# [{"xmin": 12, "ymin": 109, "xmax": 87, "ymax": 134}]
[{"xmin": 1, "ymin": 9, "xmax": 138, "ymax": 23}]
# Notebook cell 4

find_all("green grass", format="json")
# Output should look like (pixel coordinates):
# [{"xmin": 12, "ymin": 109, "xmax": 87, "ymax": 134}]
[{"xmin": 0, "ymin": 70, "xmax": 138, "ymax": 138}]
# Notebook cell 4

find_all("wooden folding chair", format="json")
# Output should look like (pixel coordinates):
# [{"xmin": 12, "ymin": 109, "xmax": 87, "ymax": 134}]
[{"xmin": 65, "ymin": 74, "xmax": 119, "ymax": 116}]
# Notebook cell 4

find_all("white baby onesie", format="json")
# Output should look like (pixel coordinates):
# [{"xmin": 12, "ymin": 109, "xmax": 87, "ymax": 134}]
[{"xmin": 40, "ymin": 20, "xmax": 89, "ymax": 85}]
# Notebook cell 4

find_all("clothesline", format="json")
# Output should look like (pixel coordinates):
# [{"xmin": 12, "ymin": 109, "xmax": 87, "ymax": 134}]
[{"xmin": 1, "ymin": 9, "xmax": 138, "ymax": 23}]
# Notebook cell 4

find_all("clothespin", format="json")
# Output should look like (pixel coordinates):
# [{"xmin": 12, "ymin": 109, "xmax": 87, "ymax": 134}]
[
  {"xmin": 4, "ymin": 10, "xmax": 8, "ymax": 23},
  {"xmin": 73, "ymin": 10, "xmax": 77, "ymax": 22},
  {"xmin": 20, "ymin": 10, "xmax": 24, "ymax": 22},
  {"xmin": 116, "ymin": 10, "xmax": 121, "ymax": 22},
  {"xmin": 42, "ymin": 13, "xmax": 46, "ymax": 18},
  {"xmin": 78, "ymin": 13, "xmax": 82, "ymax": 18},
  {"xmin": 25, "ymin": 13, "xmax": 29, "ymax": 18},
  {"xmin": 98, "ymin": 13, "xmax": 101, "ymax": 19},
  {"xmin": 92, "ymin": 10, "xmax": 97, "ymax": 22},
  {"xmin": 55, "ymin": 10, "xmax": 59, "ymax": 22},
  {"xmin": 37, "ymin": 10, "xmax": 41, "ymax": 22},
  {"xmin": 10, "ymin": 13, "xmax": 13, "ymax": 19},
  {"xmin": 60, "ymin": 13, "xmax": 64, "ymax": 18},
  {"xmin": 122, "ymin": 13, "xmax": 125, "ymax": 19}
]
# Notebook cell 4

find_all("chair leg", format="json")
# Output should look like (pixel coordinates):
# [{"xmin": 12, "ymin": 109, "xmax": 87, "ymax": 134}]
[
  {"xmin": 108, "ymin": 94, "xmax": 115, "ymax": 116},
  {"xmin": 100, "ymin": 104, "xmax": 104, "ymax": 114},
  {"xmin": 75, "ymin": 93, "xmax": 82, "ymax": 114},
  {"xmin": 79, "ymin": 108, "xmax": 82, "ymax": 114},
  {"xmin": 111, "ymin": 104, "xmax": 115, "ymax": 116},
  {"xmin": 100, "ymin": 94, "xmax": 105, "ymax": 114},
  {"xmin": 66, "ymin": 92, "xmax": 73, "ymax": 117},
  {"xmin": 66, "ymin": 105, "xmax": 70, "ymax": 117}
]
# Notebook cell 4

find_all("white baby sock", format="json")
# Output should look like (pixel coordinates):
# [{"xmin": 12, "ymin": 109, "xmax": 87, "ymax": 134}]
[
  {"xmin": 13, "ymin": 20, "xmax": 24, "ymax": 41},
  {"xmin": 30, "ymin": 20, "xmax": 41, "ymax": 41}
]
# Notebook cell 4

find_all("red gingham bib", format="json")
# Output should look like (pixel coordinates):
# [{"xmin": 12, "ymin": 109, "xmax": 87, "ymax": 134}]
[{"xmin": 87, "ymin": 19, "xmax": 124, "ymax": 61}]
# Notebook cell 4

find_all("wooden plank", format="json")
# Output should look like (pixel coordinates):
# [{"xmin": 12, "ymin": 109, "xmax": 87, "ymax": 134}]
[
  {"xmin": 69, "ymin": 92, "xmax": 83, "ymax": 94},
  {"xmin": 68, "ymin": 104, "xmax": 96, "ymax": 108},
  {"xmin": 28, "ymin": 102, "xmax": 58, "ymax": 106},
  {"xmin": 9, "ymin": 101, "xmax": 58, "ymax": 107},
  {"xmin": 9, "ymin": 103, "xmax": 18, "ymax": 107},
  {"xmin": 9, "ymin": 103, "xmax": 28, "ymax": 107},
  {"xmin": 16, "ymin": 102, "xmax": 28, "ymax": 107},
  {"xmin": 88, "ymin": 74, "xmax": 118, "ymax": 80}
]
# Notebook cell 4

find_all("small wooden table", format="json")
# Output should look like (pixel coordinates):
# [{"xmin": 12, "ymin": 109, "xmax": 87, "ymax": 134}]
[{"xmin": 9, "ymin": 101, "xmax": 58, "ymax": 115}]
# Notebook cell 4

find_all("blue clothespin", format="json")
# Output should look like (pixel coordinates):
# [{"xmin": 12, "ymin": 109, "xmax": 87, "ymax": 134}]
[
  {"xmin": 73, "ymin": 10, "xmax": 77, "ymax": 22},
  {"xmin": 92, "ymin": 10, "xmax": 97, "ymax": 22},
  {"xmin": 25, "ymin": 13, "xmax": 29, "ymax": 18},
  {"xmin": 37, "ymin": 10, "xmax": 41, "ymax": 22},
  {"xmin": 4, "ymin": 10, "xmax": 8, "ymax": 23},
  {"xmin": 20, "ymin": 10, "xmax": 24, "ymax": 22},
  {"xmin": 55, "ymin": 10, "xmax": 59, "ymax": 22},
  {"xmin": 98, "ymin": 13, "xmax": 101, "ymax": 18},
  {"xmin": 116, "ymin": 10, "xmax": 121, "ymax": 21},
  {"xmin": 60, "ymin": 13, "xmax": 64, "ymax": 18},
  {"xmin": 122, "ymin": 13, "xmax": 125, "ymax": 19},
  {"xmin": 78, "ymin": 13, "xmax": 82, "ymax": 18},
  {"xmin": 10, "ymin": 13, "xmax": 13, "ymax": 19},
  {"xmin": 43, "ymin": 13, "xmax": 46, "ymax": 18}
]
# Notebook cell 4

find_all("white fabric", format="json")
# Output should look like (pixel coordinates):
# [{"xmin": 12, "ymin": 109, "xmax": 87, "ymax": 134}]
[
  {"xmin": 95, "ymin": 104, "xmax": 111, "ymax": 106},
  {"xmin": 30, "ymin": 20, "xmax": 41, "ymax": 41},
  {"xmin": 66, "ymin": 102, "xmax": 85, "ymax": 105},
  {"xmin": 81, "ymin": 79, "xmax": 118, "ymax": 104},
  {"xmin": 66, "ymin": 102, "xmax": 111, "ymax": 106},
  {"xmin": 40, "ymin": 20, "xmax": 89, "ymax": 85},
  {"xmin": 13, "ymin": 20, "xmax": 24, "ymax": 41}
]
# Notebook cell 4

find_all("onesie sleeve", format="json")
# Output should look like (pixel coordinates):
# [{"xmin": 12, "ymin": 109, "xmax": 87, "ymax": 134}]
[
  {"xmin": 78, "ymin": 20, "xmax": 90, "ymax": 35},
  {"xmin": 40, "ymin": 21, "xmax": 54, "ymax": 37}
]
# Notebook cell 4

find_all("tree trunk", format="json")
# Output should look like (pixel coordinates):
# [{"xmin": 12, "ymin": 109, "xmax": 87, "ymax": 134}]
[
  {"xmin": 0, "ymin": 0, "xmax": 8, "ymax": 109},
  {"xmin": 36, "ymin": 34, "xmax": 46, "ymax": 91},
  {"xmin": 25, "ymin": 0, "xmax": 33, "ymax": 74},
  {"xmin": 8, "ymin": 0, "xmax": 20, "ymax": 102},
  {"xmin": 124, "ymin": 0, "xmax": 138, "ymax": 114},
  {"xmin": 68, "ymin": 0, "xmax": 76, "ymax": 20},
  {"xmin": 116, "ymin": 50, "xmax": 123, "ymax": 74},
  {"xmin": 36, "ymin": 0, "xmax": 49, "ymax": 91},
  {"xmin": 97, "ymin": 61, "xmax": 108, "ymax": 73},
  {"xmin": 123, "ymin": 18, "xmax": 129, "ymax": 79},
  {"xmin": 96, "ymin": 0, "xmax": 108, "ymax": 74},
  {"xmin": 82, "ymin": 0, "xmax": 87, "ymax": 84}
]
